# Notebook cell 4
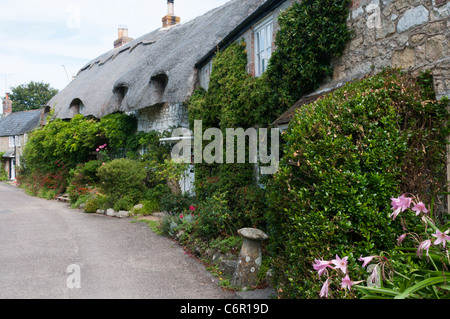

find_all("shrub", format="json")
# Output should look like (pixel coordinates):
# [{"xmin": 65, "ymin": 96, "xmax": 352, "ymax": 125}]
[
  {"xmin": 112, "ymin": 195, "xmax": 135, "ymax": 211},
  {"xmin": 160, "ymin": 191, "xmax": 197, "ymax": 216},
  {"xmin": 266, "ymin": 68, "xmax": 450, "ymax": 298},
  {"xmin": 84, "ymin": 197, "xmax": 100, "ymax": 214},
  {"xmin": 195, "ymin": 192, "xmax": 236, "ymax": 240},
  {"xmin": 97, "ymin": 158, "xmax": 147, "ymax": 206},
  {"xmin": 67, "ymin": 160, "xmax": 103, "ymax": 203}
]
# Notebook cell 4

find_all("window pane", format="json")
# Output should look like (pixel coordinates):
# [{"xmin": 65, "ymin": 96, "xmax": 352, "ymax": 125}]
[{"xmin": 254, "ymin": 18, "xmax": 273, "ymax": 77}]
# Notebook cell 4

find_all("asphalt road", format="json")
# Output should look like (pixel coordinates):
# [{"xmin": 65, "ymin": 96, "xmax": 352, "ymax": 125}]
[{"xmin": 0, "ymin": 182, "xmax": 234, "ymax": 299}]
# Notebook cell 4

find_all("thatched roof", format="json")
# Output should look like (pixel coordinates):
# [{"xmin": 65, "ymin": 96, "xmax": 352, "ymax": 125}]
[{"xmin": 48, "ymin": 0, "xmax": 267, "ymax": 119}]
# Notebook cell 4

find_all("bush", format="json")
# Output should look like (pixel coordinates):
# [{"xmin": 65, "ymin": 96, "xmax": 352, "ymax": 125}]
[
  {"xmin": 160, "ymin": 191, "xmax": 197, "ymax": 216},
  {"xmin": 112, "ymin": 195, "xmax": 135, "ymax": 211},
  {"xmin": 67, "ymin": 160, "xmax": 103, "ymax": 203},
  {"xmin": 97, "ymin": 158, "xmax": 147, "ymax": 206},
  {"xmin": 84, "ymin": 197, "xmax": 100, "ymax": 214},
  {"xmin": 266, "ymin": 69, "xmax": 450, "ymax": 298},
  {"xmin": 195, "ymin": 192, "xmax": 235, "ymax": 240}
]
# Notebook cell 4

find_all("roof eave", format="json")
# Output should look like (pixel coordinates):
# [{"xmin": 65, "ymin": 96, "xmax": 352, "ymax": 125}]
[{"xmin": 195, "ymin": 0, "xmax": 287, "ymax": 69}]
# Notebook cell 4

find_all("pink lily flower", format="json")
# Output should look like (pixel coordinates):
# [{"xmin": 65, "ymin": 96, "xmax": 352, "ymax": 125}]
[
  {"xmin": 320, "ymin": 278, "xmax": 330, "ymax": 298},
  {"xmin": 397, "ymin": 234, "xmax": 407, "ymax": 246},
  {"xmin": 390, "ymin": 194, "xmax": 412, "ymax": 220},
  {"xmin": 411, "ymin": 202, "xmax": 428, "ymax": 216},
  {"xmin": 358, "ymin": 255, "xmax": 376, "ymax": 268},
  {"xmin": 313, "ymin": 259, "xmax": 333, "ymax": 277},
  {"xmin": 341, "ymin": 274, "xmax": 353, "ymax": 291},
  {"xmin": 432, "ymin": 230, "xmax": 450, "ymax": 248},
  {"xmin": 331, "ymin": 255, "xmax": 348, "ymax": 274},
  {"xmin": 416, "ymin": 239, "xmax": 432, "ymax": 258}
]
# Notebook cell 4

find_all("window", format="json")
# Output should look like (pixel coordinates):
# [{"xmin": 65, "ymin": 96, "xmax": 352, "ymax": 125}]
[
  {"xmin": 254, "ymin": 17, "xmax": 273, "ymax": 77},
  {"xmin": 199, "ymin": 59, "xmax": 213, "ymax": 90},
  {"xmin": 9, "ymin": 136, "xmax": 19, "ymax": 147},
  {"xmin": 70, "ymin": 98, "xmax": 85, "ymax": 116}
]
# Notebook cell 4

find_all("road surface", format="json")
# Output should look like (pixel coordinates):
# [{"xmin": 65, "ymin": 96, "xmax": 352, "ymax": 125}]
[{"xmin": 0, "ymin": 182, "xmax": 233, "ymax": 299}]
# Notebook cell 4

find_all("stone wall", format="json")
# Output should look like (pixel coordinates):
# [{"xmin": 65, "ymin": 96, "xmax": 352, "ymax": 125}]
[
  {"xmin": 332, "ymin": 0, "xmax": 450, "ymax": 99},
  {"xmin": 136, "ymin": 102, "xmax": 189, "ymax": 133}
]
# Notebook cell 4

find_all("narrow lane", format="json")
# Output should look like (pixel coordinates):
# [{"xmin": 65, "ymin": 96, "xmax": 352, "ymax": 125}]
[{"xmin": 0, "ymin": 182, "xmax": 233, "ymax": 299}]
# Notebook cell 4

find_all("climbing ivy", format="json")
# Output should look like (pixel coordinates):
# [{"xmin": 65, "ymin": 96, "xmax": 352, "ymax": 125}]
[
  {"xmin": 189, "ymin": 0, "xmax": 352, "ymax": 128},
  {"xmin": 255, "ymin": 0, "xmax": 352, "ymax": 125},
  {"xmin": 188, "ymin": 41, "xmax": 263, "ymax": 233},
  {"xmin": 186, "ymin": 0, "xmax": 352, "ymax": 235}
]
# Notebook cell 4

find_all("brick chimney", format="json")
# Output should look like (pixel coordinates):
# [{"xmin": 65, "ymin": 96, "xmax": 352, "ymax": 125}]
[
  {"xmin": 162, "ymin": 0, "xmax": 180, "ymax": 28},
  {"xmin": 114, "ymin": 26, "xmax": 134, "ymax": 49},
  {"xmin": 2, "ymin": 93, "xmax": 12, "ymax": 117}
]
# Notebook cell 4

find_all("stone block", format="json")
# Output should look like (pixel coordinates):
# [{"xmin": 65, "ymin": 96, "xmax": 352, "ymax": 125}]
[
  {"xmin": 116, "ymin": 211, "xmax": 129, "ymax": 218},
  {"xmin": 333, "ymin": 64, "xmax": 346, "ymax": 81},
  {"xmin": 397, "ymin": 5, "xmax": 430, "ymax": 33},
  {"xmin": 394, "ymin": 0, "xmax": 416, "ymax": 11},
  {"xmin": 415, "ymin": 44, "xmax": 427, "ymax": 66},
  {"xmin": 392, "ymin": 46, "xmax": 416, "ymax": 68},
  {"xmin": 426, "ymin": 34, "xmax": 447, "ymax": 63},
  {"xmin": 409, "ymin": 33, "xmax": 426, "ymax": 46},
  {"xmin": 376, "ymin": 20, "xmax": 396, "ymax": 39},
  {"xmin": 431, "ymin": 2, "xmax": 450, "ymax": 20},
  {"xmin": 106, "ymin": 208, "xmax": 116, "ymax": 217},
  {"xmin": 426, "ymin": 20, "xmax": 446, "ymax": 34}
]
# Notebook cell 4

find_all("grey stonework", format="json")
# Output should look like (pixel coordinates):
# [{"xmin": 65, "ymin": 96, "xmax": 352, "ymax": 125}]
[
  {"xmin": 397, "ymin": 5, "xmax": 429, "ymax": 33},
  {"xmin": 335, "ymin": 0, "xmax": 449, "ymax": 99},
  {"xmin": 137, "ymin": 102, "xmax": 189, "ymax": 133}
]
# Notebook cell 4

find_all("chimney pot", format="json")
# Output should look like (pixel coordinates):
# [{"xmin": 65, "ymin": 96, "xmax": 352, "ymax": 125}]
[
  {"xmin": 162, "ymin": 0, "xmax": 180, "ymax": 28},
  {"xmin": 2, "ymin": 93, "xmax": 12, "ymax": 117},
  {"xmin": 114, "ymin": 26, "xmax": 134, "ymax": 49}
]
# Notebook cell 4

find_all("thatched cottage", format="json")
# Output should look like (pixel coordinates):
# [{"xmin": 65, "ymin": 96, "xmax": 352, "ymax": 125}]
[{"xmin": 47, "ymin": 0, "xmax": 269, "ymax": 134}]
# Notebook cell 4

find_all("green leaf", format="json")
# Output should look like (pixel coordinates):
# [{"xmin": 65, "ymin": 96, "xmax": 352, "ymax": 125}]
[
  {"xmin": 394, "ymin": 276, "xmax": 450, "ymax": 299},
  {"xmin": 355, "ymin": 285, "xmax": 400, "ymax": 298}
]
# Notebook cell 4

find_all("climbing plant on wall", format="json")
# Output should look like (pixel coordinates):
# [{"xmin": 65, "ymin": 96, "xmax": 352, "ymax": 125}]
[
  {"xmin": 186, "ymin": 0, "xmax": 352, "ymax": 236},
  {"xmin": 255, "ymin": 0, "xmax": 352, "ymax": 125}
]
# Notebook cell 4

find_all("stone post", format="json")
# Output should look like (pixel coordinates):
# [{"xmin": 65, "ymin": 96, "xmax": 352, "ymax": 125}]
[{"xmin": 232, "ymin": 228, "xmax": 268, "ymax": 288}]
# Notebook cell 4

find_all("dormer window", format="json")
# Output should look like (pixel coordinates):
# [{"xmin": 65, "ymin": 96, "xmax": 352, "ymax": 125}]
[
  {"xmin": 114, "ymin": 85, "xmax": 129, "ymax": 106},
  {"xmin": 150, "ymin": 73, "xmax": 169, "ymax": 99},
  {"xmin": 69, "ymin": 98, "xmax": 85, "ymax": 116},
  {"xmin": 254, "ymin": 16, "xmax": 273, "ymax": 77}
]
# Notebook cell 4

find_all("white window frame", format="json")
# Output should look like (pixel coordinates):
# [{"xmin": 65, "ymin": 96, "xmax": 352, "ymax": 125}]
[
  {"xmin": 254, "ymin": 16, "xmax": 274, "ymax": 77},
  {"xmin": 9, "ymin": 136, "xmax": 20, "ymax": 147}
]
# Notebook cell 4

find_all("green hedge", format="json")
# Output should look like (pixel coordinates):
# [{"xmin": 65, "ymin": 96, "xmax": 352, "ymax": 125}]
[
  {"xmin": 97, "ymin": 158, "xmax": 147, "ymax": 207},
  {"xmin": 265, "ymin": 69, "xmax": 450, "ymax": 298}
]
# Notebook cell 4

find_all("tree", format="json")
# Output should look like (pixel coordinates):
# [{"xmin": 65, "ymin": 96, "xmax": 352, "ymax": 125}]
[{"xmin": 9, "ymin": 81, "xmax": 58, "ymax": 112}]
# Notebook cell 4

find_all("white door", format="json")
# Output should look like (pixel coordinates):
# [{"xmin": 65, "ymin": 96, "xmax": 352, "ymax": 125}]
[{"xmin": 10, "ymin": 158, "xmax": 16, "ymax": 180}]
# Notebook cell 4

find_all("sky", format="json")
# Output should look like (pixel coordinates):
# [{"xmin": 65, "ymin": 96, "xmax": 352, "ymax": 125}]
[{"xmin": 0, "ymin": 0, "xmax": 231, "ymax": 98}]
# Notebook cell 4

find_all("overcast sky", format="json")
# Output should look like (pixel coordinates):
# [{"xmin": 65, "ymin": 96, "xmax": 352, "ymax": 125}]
[{"xmin": 0, "ymin": 0, "xmax": 230, "ymax": 97}]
